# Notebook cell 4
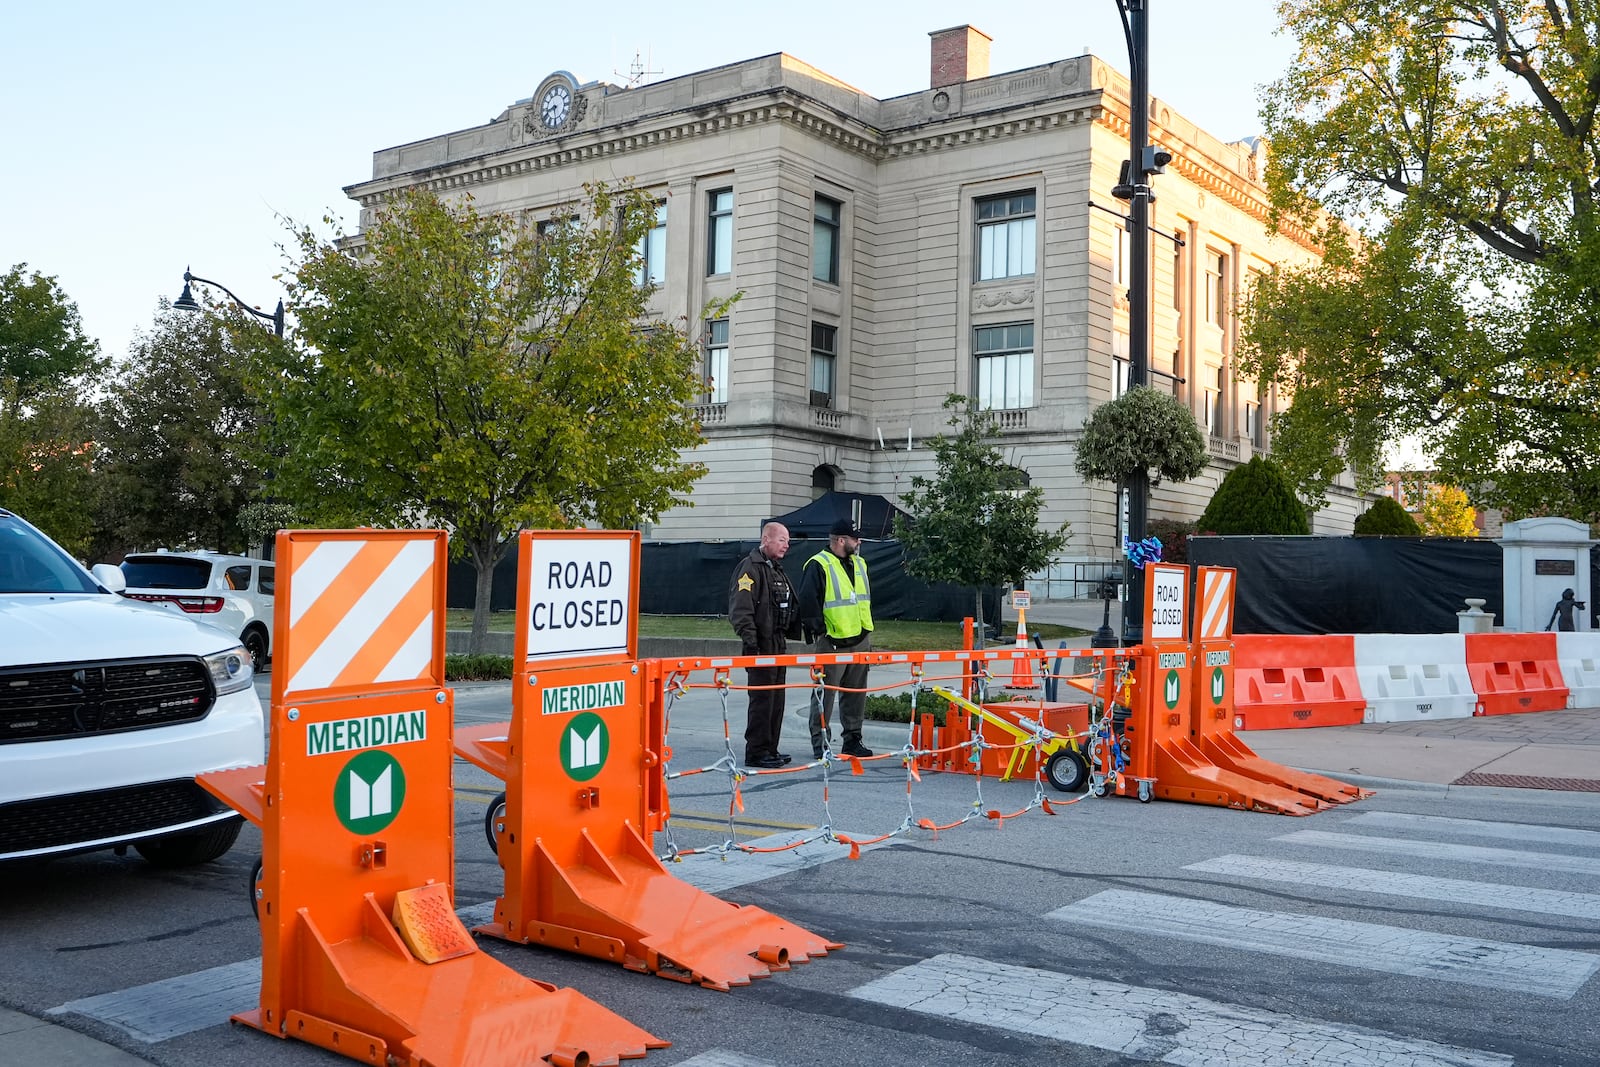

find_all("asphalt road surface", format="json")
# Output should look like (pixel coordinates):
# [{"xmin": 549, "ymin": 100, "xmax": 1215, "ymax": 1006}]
[{"xmin": 3, "ymin": 677, "xmax": 1599, "ymax": 1066}]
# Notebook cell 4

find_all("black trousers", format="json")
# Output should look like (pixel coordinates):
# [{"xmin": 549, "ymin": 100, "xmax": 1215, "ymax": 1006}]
[{"xmin": 743, "ymin": 665, "xmax": 787, "ymax": 761}]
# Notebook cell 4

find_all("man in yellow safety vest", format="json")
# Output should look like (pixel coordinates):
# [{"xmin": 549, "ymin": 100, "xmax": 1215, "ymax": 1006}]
[{"xmin": 799, "ymin": 518, "xmax": 874, "ymax": 760}]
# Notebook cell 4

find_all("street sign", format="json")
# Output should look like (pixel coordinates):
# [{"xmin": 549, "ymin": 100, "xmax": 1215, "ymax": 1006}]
[
  {"xmin": 1011, "ymin": 590, "xmax": 1032, "ymax": 609},
  {"xmin": 1145, "ymin": 563, "xmax": 1188, "ymax": 640},
  {"xmin": 518, "ymin": 531, "xmax": 640, "ymax": 666}
]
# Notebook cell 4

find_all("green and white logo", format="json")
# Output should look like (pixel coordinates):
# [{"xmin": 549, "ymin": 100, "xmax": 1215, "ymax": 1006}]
[
  {"xmin": 1211, "ymin": 666, "xmax": 1227, "ymax": 705},
  {"xmin": 561, "ymin": 711, "xmax": 609, "ymax": 781},
  {"xmin": 1163, "ymin": 669, "xmax": 1182, "ymax": 710},
  {"xmin": 334, "ymin": 749, "xmax": 406, "ymax": 834}
]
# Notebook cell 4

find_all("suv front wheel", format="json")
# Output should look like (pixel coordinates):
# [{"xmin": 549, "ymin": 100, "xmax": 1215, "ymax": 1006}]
[
  {"xmin": 133, "ymin": 818, "xmax": 244, "ymax": 868},
  {"xmin": 242, "ymin": 628, "xmax": 269, "ymax": 673}
]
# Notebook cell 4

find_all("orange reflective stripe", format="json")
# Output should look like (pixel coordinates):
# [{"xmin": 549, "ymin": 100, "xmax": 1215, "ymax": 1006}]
[
  {"xmin": 1200, "ymin": 568, "xmax": 1234, "ymax": 639},
  {"xmin": 329, "ymin": 566, "xmax": 436, "ymax": 689}
]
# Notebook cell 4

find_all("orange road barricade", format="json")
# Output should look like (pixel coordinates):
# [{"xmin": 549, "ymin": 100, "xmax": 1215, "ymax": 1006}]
[
  {"xmin": 1465, "ymin": 631, "xmax": 1570, "ymax": 715},
  {"xmin": 455, "ymin": 530, "xmax": 838, "ymax": 992},
  {"xmin": 1231, "ymin": 632, "xmax": 1366, "ymax": 729},
  {"xmin": 1184, "ymin": 567, "xmax": 1369, "ymax": 812},
  {"xmin": 198, "ymin": 529, "xmax": 663, "ymax": 1067}
]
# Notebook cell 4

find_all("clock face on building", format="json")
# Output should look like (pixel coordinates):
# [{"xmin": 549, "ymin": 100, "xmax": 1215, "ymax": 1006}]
[{"xmin": 540, "ymin": 83, "xmax": 573, "ymax": 129}]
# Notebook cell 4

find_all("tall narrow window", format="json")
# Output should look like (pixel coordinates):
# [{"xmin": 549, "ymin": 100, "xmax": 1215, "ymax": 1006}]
[
  {"xmin": 1202, "ymin": 365, "xmax": 1222, "ymax": 434},
  {"xmin": 1112, "ymin": 330, "xmax": 1130, "ymax": 399},
  {"xmin": 1245, "ymin": 400, "xmax": 1261, "ymax": 446},
  {"xmin": 809, "ymin": 323, "xmax": 837, "ymax": 408},
  {"xmin": 813, "ymin": 195, "xmax": 841, "ymax": 284},
  {"xmin": 973, "ymin": 322, "xmax": 1035, "ymax": 410},
  {"xmin": 634, "ymin": 200, "xmax": 666, "ymax": 288},
  {"xmin": 1204, "ymin": 250, "xmax": 1228, "ymax": 325},
  {"xmin": 1172, "ymin": 232, "xmax": 1185, "ymax": 310},
  {"xmin": 707, "ymin": 189, "xmax": 733, "ymax": 276},
  {"xmin": 704, "ymin": 319, "xmax": 729, "ymax": 403},
  {"xmin": 976, "ymin": 191, "xmax": 1037, "ymax": 280},
  {"xmin": 1113, "ymin": 224, "xmax": 1129, "ymax": 289}
]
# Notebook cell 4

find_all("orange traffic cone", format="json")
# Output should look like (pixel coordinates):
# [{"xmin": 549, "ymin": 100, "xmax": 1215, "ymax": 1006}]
[{"xmin": 1007, "ymin": 609, "xmax": 1038, "ymax": 690}]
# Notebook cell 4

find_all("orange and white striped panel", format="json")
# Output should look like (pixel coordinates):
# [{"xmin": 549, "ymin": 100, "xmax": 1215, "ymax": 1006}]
[
  {"xmin": 1198, "ymin": 567, "xmax": 1236, "ymax": 640},
  {"xmin": 281, "ymin": 534, "xmax": 441, "ymax": 696}
]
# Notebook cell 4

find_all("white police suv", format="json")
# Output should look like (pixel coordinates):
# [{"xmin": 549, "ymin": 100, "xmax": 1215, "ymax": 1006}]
[{"xmin": 0, "ymin": 508, "xmax": 265, "ymax": 865}]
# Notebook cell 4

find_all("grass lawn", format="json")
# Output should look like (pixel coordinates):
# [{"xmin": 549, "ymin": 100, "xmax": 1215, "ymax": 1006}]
[{"xmin": 445, "ymin": 610, "xmax": 1087, "ymax": 650}]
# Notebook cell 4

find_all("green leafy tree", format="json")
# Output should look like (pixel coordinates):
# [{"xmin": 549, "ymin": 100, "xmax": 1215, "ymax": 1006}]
[
  {"xmin": 95, "ymin": 309, "xmax": 270, "ymax": 558},
  {"xmin": 0, "ymin": 265, "xmax": 103, "ymax": 553},
  {"xmin": 1243, "ymin": 2, "xmax": 1600, "ymax": 520},
  {"xmin": 1074, "ymin": 385, "xmax": 1208, "ymax": 488},
  {"xmin": 1196, "ymin": 456, "xmax": 1310, "ymax": 535},
  {"xmin": 893, "ymin": 396, "xmax": 1069, "ymax": 635},
  {"xmin": 1353, "ymin": 496, "xmax": 1422, "ymax": 536},
  {"xmin": 265, "ymin": 185, "xmax": 709, "ymax": 651}
]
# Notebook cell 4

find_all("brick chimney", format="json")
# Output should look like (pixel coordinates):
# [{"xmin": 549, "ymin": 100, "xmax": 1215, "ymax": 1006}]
[{"xmin": 929, "ymin": 25, "xmax": 992, "ymax": 89}]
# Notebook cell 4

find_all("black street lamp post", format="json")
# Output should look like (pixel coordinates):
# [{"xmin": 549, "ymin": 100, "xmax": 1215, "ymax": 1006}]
[
  {"xmin": 1113, "ymin": 0, "xmax": 1169, "ymax": 646},
  {"xmin": 174, "ymin": 268, "xmax": 285, "ymax": 337}
]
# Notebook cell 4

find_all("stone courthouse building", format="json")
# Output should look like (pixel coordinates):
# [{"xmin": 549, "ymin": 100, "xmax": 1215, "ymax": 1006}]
[{"xmin": 345, "ymin": 26, "xmax": 1367, "ymax": 567}]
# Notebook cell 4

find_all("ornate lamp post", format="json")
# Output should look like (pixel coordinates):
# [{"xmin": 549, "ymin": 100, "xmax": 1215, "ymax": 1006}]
[{"xmin": 173, "ymin": 268, "xmax": 285, "ymax": 337}]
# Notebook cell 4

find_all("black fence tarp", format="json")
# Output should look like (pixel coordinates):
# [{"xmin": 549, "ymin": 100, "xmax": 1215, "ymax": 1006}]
[
  {"xmin": 1187, "ymin": 536, "xmax": 1503, "ymax": 634},
  {"xmin": 446, "ymin": 539, "xmax": 999, "ymax": 623}
]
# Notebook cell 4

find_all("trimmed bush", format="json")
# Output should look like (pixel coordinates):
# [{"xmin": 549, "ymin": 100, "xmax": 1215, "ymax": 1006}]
[
  {"xmin": 1147, "ymin": 518, "xmax": 1196, "ymax": 564},
  {"xmin": 1354, "ymin": 496, "xmax": 1422, "ymax": 535},
  {"xmin": 444, "ymin": 654, "xmax": 513, "ymax": 681},
  {"xmin": 1197, "ymin": 456, "xmax": 1310, "ymax": 535}
]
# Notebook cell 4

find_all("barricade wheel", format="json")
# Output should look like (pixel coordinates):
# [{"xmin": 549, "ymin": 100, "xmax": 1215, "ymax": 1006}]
[
  {"xmin": 1137, "ymin": 780, "xmax": 1154, "ymax": 804},
  {"xmin": 1090, "ymin": 776, "xmax": 1110, "ymax": 798},
  {"xmin": 484, "ymin": 791, "xmax": 507, "ymax": 854},
  {"xmin": 1045, "ymin": 750, "xmax": 1089, "ymax": 793},
  {"xmin": 249, "ymin": 856, "xmax": 262, "ymax": 919}
]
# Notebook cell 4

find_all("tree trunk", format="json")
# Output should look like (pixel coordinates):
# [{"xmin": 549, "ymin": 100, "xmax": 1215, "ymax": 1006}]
[
  {"xmin": 973, "ymin": 587, "xmax": 986, "ymax": 648},
  {"xmin": 468, "ymin": 538, "xmax": 498, "ymax": 656}
]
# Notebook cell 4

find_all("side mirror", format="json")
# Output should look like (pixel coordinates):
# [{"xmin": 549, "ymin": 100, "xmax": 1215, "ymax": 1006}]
[{"xmin": 91, "ymin": 564, "xmax": 126, "ymax": 594}]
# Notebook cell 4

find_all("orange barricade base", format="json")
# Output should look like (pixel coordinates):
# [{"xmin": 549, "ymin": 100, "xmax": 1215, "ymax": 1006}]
[{"xmin": 1465, "ymin": 632, "xmax": 1570, "ymax": 716}]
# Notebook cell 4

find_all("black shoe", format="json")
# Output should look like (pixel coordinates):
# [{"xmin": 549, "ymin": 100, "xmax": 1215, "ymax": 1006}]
[
  {"xmin": 775, "ymin": 752, "xmax": 793, "ymax": 764},
  {"xmin": 750, "ymin": 754, "xmax": 787, "ymax": 769},
  {"xmin": 840, "ymin": 742, "xmax": 874, "ymax": 758}
]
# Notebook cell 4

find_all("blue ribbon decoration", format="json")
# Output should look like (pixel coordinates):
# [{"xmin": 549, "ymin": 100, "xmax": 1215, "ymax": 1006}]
[{"xmin": 1122, "ymin": 536, "xmax": 1163, "ymax": 569}]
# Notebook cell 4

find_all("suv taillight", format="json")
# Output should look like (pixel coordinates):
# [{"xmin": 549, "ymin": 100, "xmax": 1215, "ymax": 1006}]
[{"xmin": 125, "ymin": 593, "xmax": 225, "ymax": 614}]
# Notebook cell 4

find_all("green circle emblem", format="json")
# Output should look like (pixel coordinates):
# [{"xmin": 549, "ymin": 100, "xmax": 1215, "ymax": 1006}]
[
  {"xmin": 1163, "ymin": 669, "xmax": 1182, "ymax": 710},
  {"xmin": 1211, "ymin": 666, "xmax": 1227, "ymax": 705},
  {"xmin": 333, "ymin": 749, "xmax": 406, "ymax": 834},
  {"xmin": 561, "ymin": 711, "xmax": 610, "ymax": 782}
]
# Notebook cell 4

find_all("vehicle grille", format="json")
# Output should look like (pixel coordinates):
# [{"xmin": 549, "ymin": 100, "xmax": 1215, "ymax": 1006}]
[
  {"xmin": 0, "ymin": 658, "xmax": 213, "ymax": 744},
  {"xmin": 0, "ymin": 779, "xmax": 229, "ymax": 857}
]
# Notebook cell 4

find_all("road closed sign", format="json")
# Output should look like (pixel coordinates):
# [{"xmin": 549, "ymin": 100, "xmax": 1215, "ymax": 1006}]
[
  {"xmin": 519, "ymin": 531, "xmax": 640, "ymax": 664},
  {"xmin": 1145, "ymin": 562, "xmax": 1188, "ymax": 640}
]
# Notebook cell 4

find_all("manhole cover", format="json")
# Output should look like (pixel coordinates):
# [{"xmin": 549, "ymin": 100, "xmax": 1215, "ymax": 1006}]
[{"xmin": 1451, "ymin": 772, "xmax": 1600, "ymax": 793}]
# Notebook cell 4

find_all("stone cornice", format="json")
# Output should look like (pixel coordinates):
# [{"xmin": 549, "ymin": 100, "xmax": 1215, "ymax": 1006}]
[
  {"xmin": 348, "ymin": 91, "xmax": 1104, "ymax": 205},
  {"xmin": 1095, "ymin": 110, "xmax": 1323, "ymax": 257}
]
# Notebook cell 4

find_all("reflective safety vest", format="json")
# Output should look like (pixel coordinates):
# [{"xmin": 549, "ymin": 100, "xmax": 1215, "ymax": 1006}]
[{"xmin": 809, "ymin": 551, "xmax": 873, "ymax": 639}]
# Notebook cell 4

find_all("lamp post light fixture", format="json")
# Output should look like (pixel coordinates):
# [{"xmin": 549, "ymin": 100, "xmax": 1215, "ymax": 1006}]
[{"xmin": 174, "ymin": 268, "xmax": 285, "ymax": 337}]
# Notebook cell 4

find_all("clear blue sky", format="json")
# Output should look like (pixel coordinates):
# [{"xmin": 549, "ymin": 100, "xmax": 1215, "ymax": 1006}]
[{"xmin": 1, "ymin": 2, "xmax": 1293, "ymax": 364}]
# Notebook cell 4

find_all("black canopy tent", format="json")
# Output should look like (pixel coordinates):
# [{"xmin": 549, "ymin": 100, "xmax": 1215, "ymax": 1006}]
[{"xmin": 764, "ymin": 491, "xmax": 910, "ymax": 540}]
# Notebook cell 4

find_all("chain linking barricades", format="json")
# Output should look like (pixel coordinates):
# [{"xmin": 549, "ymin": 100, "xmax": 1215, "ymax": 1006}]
[
  {"xmin": 198, "ymin": 530, "xmax": 663, "ymax": 1067},
  {"xmin": 454, "ymin": 531, "xmax": 838, "ymax": 991}
]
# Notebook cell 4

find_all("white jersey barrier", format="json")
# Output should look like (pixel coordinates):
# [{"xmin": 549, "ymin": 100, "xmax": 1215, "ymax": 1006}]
[
  {"xmin": 1556, "ymin": 632, "xmax": 1600, "ymax": 709},
  {"xmin": 1352, "ymin": 633, "xmax": 1477, "ymax": 724}
]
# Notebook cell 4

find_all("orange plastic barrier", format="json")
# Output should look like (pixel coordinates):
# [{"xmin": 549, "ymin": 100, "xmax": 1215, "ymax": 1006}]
[
  {"xmin": 1184, "ymin": 568, "xmax": 1369, "ymax": 811},
  {"xmin": 1232, "ymin": 633, "xmax": 1365, "ymax": 730},
  {"xmin": 200, "ymin": 529, "xmax": 663, "ymax": 1067},
  {"xmin": 456, "ymin": 530, "xmax": 837, "ymax": 991},
  {"xmin": 1465, "ymin": 631, "xmax": 1570, "ymax": 715}
]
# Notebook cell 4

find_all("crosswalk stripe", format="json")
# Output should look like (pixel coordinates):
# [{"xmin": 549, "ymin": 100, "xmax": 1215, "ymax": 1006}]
[
  {"xmin": 848, "ymin": 953, "xmax": 1512, "ymax": 1067},
  {"xmin": 1344, "ymin": 810, "xmax": 1600, "ymax": 848},
  {"xmin": 1186, "ymin": 854, "xmax": 1600, "ymax": 922},
  {"xmin": 672, "ymin": 1051, "xmax": 778, "ymax": 1067},
  {"xmin": 1049, "ymin": 889, "xmax": 1600, "ymax": 999},
  {"xmin": 1279, "ymin": 829, "xmax": 1600, "ymax": 876},
  {"xmin": 664, "ymin": 829, "xmax": 894, "ymax": 894}
]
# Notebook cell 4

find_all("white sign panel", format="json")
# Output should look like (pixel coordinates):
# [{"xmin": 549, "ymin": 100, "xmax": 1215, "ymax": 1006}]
[
  {"xmin": 1147, "ymin": 565, "xmax": 1187, "ymax": 640},
  {"xmin": 523, "ymin": 535, "xmax": 634, "ymax": 661}
]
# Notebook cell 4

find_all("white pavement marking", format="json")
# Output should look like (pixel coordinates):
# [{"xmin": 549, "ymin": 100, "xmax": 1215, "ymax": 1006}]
[
  {"xmin": 1344, "ymin": 811, "xmax": 1600, "ymax": 849},
  {"xmin": 667, "ymin": 829, "xmax": 892, "ymax": 894},
  {"xmin": 1278, "ymin": 829, "xmax": 1600, "ymax": 876},
  {"xmin": 672, "ymin": 1051, "xmax": 779, "ymax": 1067},
  {"xmin": 1049, "ymin": 889, "xmax": 1600, "ymax": 999},
  {"xmin": 1186, "ymin": 854, "xmax": 1600, "ymax": 922},
  {"xmin": 47, "ymin": 960, "xmax": 259, "ymax": 1042},
  {"xmin": 848, "ymin": 953, "xmax": 1512, "ymax": 1067}
]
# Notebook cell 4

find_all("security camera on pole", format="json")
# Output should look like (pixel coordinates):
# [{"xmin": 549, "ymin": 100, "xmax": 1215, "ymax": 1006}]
[{"xmin": 1112, "ymin": 0, "xmax": 1171, "ymax": 646}]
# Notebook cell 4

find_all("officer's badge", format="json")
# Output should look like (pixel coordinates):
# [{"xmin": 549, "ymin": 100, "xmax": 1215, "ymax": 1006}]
[{"xmin": 737, "ymin": 574, "xmax": 755, "ymax": 592}]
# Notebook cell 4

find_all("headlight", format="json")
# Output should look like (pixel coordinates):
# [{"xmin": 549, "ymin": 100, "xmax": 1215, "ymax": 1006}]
[{"xmin": 204, "ymin": 645, "xmax": 255, "ymax": 695}]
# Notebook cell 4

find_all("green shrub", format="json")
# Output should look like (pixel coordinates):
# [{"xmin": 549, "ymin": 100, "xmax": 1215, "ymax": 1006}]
[
  {"xmin": 1146, "ymin": 518, "xmax": 1197, "ymax": 564},
  {"xmin": 444, "ymin": 654, "xmax": 513, "ymax": 681},
  {"xmin": 1197, "ymin": 456, "xmax": 1310, "ymax": 535},
  {"xmin": 1353, "ymin": 496, "xmax": 1421, "ymax": 535}
]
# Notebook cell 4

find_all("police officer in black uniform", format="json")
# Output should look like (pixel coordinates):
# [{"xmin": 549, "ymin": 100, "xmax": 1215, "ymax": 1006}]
[{"xmin": 729, "ymin": 521, "xmax": 799, "ymax": 768}]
